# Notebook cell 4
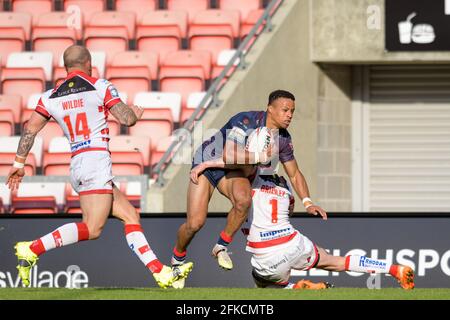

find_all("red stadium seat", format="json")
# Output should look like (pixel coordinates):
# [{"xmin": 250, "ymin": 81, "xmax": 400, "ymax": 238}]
[
  {"xmin": 43, "ymin": 136, "xmax": 70, "ymax": 175},
  {"xmin": 136, "ymin": 10, "xmax": 187, "ymax": 63},
  {"xmin": 110, "ymin": 51, "xmax": 158, "ymax": 80},
  {"xmin": 116, "ymin": 0, "xmax": 156, "ymax": 23},
  {"xmin": 240, "ymin": 9, "xmax": 264, "ymax": 39},
  {"xmin": 106, "ymin": 51, "xmax": 158, "ymax": 102},
  {"xmin": 133, "ymin": 91, "xmax": 180, "ymax": 124},
  {"xmin": 33, "ymin": 12, "xmax": 81, "ymax": 66},
  {"xmin": 1, "ymin": 68, "xmax": 46, "ymax": 109},
  {"xmin": 11, "ymin": 182, "xmax": 65, "ymax": 214},
  {"xmin": 219, "ymin": 0, "xmax": 261, "ymax": 22},
  {"xmin": 64, "ymin": 0, "xmax": 105, "ymax": 25},
  {"xmin": 0, "ymin": 136, "xmax": 43, "ymax": 168},
  {"xmin": 161, "ymin": 50, "xmax": 212, "ymax": 80},
  {"xmin": 12, "ymin": 0, "xmax": 52, "ymax": 24},
  {"xmin": 0, "ymin": 94, "xmax": 22, "ymax": 125},
  {"xmin": 189, "ymin": 10, "xmax": 240, "ymax": 62},
  {"xmin": 128, "ymin": 111, "xmax": 173, "ymax": 150},
  {"xmin": 111, "ymin": 152, "xmax": 144, "ymax": 175},
  {"xmin": 180, "ymin": 91, "xmax": 211, "ymax": 124},
  {"xmin": 211, "ymin": 49, "xmax": 238, "ymax": 79},
  {"xmin": 85, "ymin": 12, "xmax": 135, "ymax": 64},
  {"xmin": 160, "ymin": 76, "xmax": 204, "ymax": 111},
  {"xmin": 2, "ymin": 52, "xmax": 52, "ymax": 106},
  {"xmin": 0, "ymin": 110, "xmax": 15, "ymax": 136},
  {"xmin": 109, "ymin": 135, "xmax": 151, "ymax": 166},
  {"xmin": 167, "ymin": 0, "xmax": 208, "ymax": 24},
  {"xmin": 0, "ymin": 152, "xmax": 36, "ymax": 176},
  {"xmin": 0, "ymin": 12, "xmax": 31, "ymax": 66}
]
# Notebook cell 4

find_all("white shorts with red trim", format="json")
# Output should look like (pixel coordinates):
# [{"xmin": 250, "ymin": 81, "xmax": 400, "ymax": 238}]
[
  {"xmin": 250, "ymin": 231, "xmax": 318, "ymax": 284},
  {"xmin": 70, "ymin": 150, "xmax": 114, "ymax": 195}
]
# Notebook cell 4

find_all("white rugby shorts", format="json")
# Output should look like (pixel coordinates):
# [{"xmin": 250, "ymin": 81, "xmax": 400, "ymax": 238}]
[
  {"xmin": 70, "ymin": 150, "xmax": 114, "ymax": 195},
  {"xmin": 250, "ymin": 231, "xmax": 319, "ymax": 284}
]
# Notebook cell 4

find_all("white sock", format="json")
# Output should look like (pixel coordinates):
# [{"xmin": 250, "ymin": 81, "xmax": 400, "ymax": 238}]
[
  {"xmin": 124, "ymin": 224, "xmax": 162, "ymax": 273},
  {"xmin": 30, "ymin": 222, "xmax": 89, "ymax": 256},
  {"xmin": 345, "ymin": 255, "xmax": 392, "ymax": 273}
]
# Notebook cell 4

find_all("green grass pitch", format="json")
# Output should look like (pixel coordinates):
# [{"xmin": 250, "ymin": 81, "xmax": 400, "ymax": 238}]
[{"xmin": 0, "ymin": 288, "xmax": 449, "ymax": 300}]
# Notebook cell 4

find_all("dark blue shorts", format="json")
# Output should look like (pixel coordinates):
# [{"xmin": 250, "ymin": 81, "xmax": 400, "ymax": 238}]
[{"xmin": 192, "ymin": 163, "xmax": 227, "ymax": 188}]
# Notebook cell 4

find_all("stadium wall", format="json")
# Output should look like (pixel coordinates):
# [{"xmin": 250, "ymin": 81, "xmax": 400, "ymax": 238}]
[
  {"xmin": 1, "ymin": 215, "xmax": 449, "ymax": 288},
  {"xmin": 311, "ymin": 0, "xmax": 450, "ymax": 63}
]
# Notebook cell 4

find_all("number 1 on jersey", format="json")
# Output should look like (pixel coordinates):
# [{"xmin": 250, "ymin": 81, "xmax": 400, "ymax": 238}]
[
  {"xmin": 63, "ymin": 113, "xmax": 91, "ymax": 142},
  {"xmin": 269, "ymin": 198, "xmax": 278, "ymax": 223}
]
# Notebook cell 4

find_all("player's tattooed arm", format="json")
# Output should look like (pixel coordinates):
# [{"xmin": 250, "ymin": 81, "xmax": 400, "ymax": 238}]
[
  {"xmin": 109, "ymin": 102, "xmax": 144, "ymax": 127},
  {"xmin": 17, "ymin": 112, "xmax": 49, "ymax": 158}
]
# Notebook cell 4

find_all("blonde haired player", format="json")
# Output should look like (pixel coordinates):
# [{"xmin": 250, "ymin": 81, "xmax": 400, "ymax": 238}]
[{"xmin": 6, "ymin": 45, "xmax": 192, "ymax": 288}]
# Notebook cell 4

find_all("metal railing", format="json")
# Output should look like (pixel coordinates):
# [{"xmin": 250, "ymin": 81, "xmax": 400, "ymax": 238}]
[{"xmin": 153, "ymin": 0, "xmax": 284, "ymax": 186}]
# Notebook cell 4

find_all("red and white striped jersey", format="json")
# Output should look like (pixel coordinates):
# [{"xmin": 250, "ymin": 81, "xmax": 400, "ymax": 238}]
[
  {"xmin": 246, "ymin": 174, "xmax": 296, "ymax": 254},
  {"xmin": 34, "ymin": 70, "xmax": 122, "ymax": 156}
]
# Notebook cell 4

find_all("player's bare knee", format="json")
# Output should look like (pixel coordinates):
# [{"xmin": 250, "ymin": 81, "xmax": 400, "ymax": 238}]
[
  {"xmin": 233, "ymin": 193, "xmax": 252, "ymax": 214},
  {"xmin": 186, "ymin": 218, "xmax": 205, "ymax": 234}
]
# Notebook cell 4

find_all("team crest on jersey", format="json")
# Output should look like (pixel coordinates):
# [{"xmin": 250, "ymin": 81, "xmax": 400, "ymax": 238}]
[{"xmin": 68, "ymin": 82, "xmax": 74, "ymax": 88}]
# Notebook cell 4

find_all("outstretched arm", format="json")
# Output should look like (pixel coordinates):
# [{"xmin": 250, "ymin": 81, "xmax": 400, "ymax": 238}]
[
  {"xmin": 283, "ymin": 159, "xmax": 327, "ymax": 220},
  {"xmin": 109, "ymin": 102, "xmax": 144, "ymax": 127},
  {"xmin": 6, "ymin": 112, "xmax": 49, "ymax": 191}
]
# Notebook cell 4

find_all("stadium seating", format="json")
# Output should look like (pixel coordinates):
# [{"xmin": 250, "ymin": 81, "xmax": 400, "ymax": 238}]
[
  {"xmin": 106, "ymin": 51, "xmax": 158, "ymax": 102},
  {"xmin": 211, "ymin": 48, "xmax": 238, "ymax": 79},
  {"xmin": 0, "ymin": 95, "xmax": 22, "ymax": 126},
  {"xmin": 33, "ymin": 12, "xmax": 79, "ymax": 66},
  {"xmin": 42, "ymin": 136, "xmax": 71, "ymax": 175},
  {"xmin": 180, "ymin": 91, "xmax": 211, "ymax": 124},
  {"xmin": 63, "ymin": 0, "xmax": 105, "ymax": 25},
  {"xmin": 158, "ymin": 50, "xmax": 211, "ymax": 108},
  {"xmin": 240, "ymin": 9, "xmax": 265, "ymax": 39},
  {"xmin": 133, "ymin": 91, "xmax": 180, "ymax": 124},
  {"xmin": 0, "ymin": 152, "xmax": 36, "ymax": 176},
  {"xmin": 189, "ymin": 10, "xmax": 240, "ymax": 63},
  {"xmin": 136, "ymin": 10, "xmax": 187, "ymax": 62},
  {"xmin": 166, "ymin": 0, "xmax": 208, "ymax": 23},
  {"xmin": 115, "ymin": 0, "xmax": 156, "ymax": 23},
  {"xmin": 3, "ymin": 52, "xmax": 52, "ymax": 107},
  {"xmin": 11, "ymin": 182, "xmax": 65, "ymax": 214},
  {"xmin": 0, "ymin": 136, "xmax": 44, "ymax": 169},
  {"xmin": 85, "ymin": 11, "xmax": 135, "ymax": 64},
  {"xmin": 0, "ymin": 12, "xmax": 31, "ymax": 66},
  {"xmin": 109, "ymin": 135, "xmax": 152, "ymax": 174},
  {"xmin": 0, "ymin": 110, "xmax": 15, "ymax": 136},
  {"xmin": 12, "ymin": 0, "xmax": 53, "ymax": 24}
]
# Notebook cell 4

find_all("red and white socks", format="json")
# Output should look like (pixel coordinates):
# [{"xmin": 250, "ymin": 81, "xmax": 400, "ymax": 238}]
[
  {"xmin": 124, "ymin": 224, "xmax": 163, "ymax": 273},
  {"xmin": 29, "ymin": 222, "xmax": 89, "ymax": 256},
  {"xmin": 345, "ymin": 255, "xmax": 397, "ymax": 275}
]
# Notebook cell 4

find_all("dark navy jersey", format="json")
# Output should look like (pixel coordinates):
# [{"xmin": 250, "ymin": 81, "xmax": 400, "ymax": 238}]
[{"xmin": 192, "ymin": 111, "xmax": 295, "ymax": 165}]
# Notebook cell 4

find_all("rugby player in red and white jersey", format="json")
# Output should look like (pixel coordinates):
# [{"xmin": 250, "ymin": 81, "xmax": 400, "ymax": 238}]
[
  {"xmin": 245, "ymin": 172, "xmax": 415, "ymax": 290},
  {"xmin": 6, "ymin": 45, "xmax": 192, "ymax": 288}
]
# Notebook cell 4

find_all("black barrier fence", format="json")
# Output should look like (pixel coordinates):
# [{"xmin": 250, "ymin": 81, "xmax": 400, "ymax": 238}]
[{"xmin": 0, "ymin": 214, "xmax": 449, "ymax": 288}]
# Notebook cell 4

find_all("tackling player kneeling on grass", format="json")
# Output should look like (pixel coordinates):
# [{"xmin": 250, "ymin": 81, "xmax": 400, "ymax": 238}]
[
  {"xmin": 6, "ymin": 45, "xmax": 193, "ymax": 289},
  {"xmin": 244, "ymin": 172, "xmax": 414, "ymax": 290}
]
